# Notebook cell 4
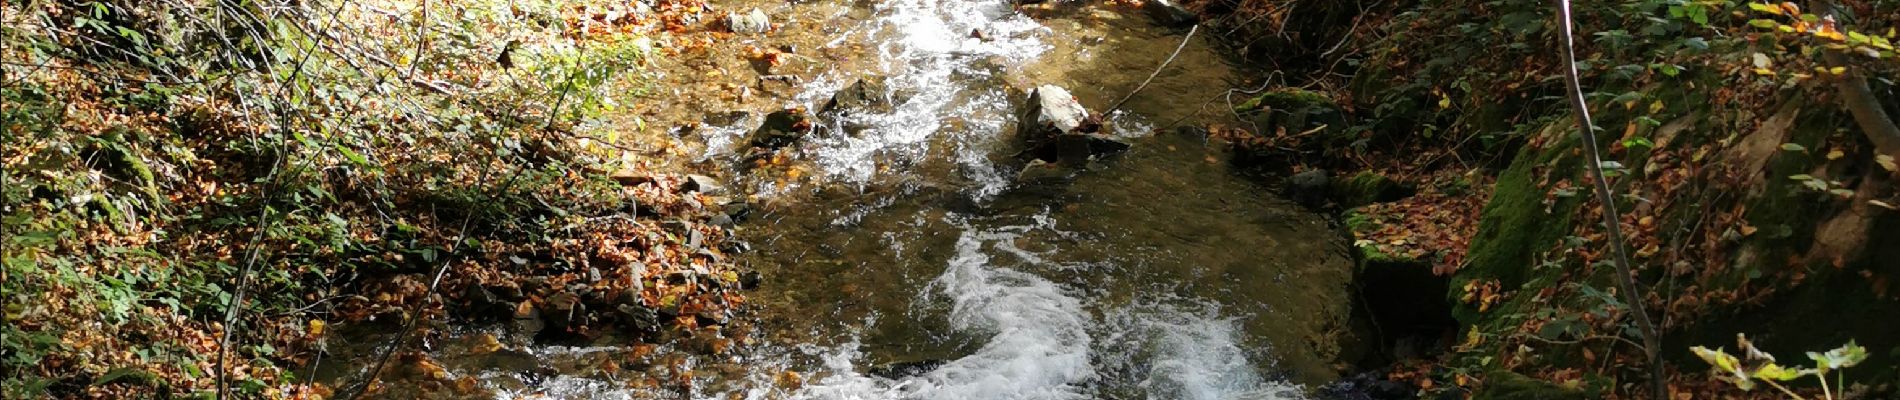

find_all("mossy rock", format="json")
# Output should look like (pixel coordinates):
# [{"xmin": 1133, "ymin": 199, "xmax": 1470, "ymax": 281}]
[
  {"xmin": 1452, "ymin": 122, "xmax": 1583, "ymax": 323},
  {"xmin": 1332, "ymin": 171, "xmax": 1414, "ymax": 208},
  {"xmin": 1343, "ymin": 208, "xmax": 1427, "ymax": 267},
  {"xmin": 1475, "ymin": 371, "xmax": 1597, "ymax": 400},
  {"xmin": 1234, "ymin": 88, "xmax": 1347, "ymax": 141}
]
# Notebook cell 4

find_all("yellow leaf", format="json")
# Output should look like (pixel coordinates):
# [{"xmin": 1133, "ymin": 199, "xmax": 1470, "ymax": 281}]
[
  {"xmin": 1829, "ymin": 66, "xmax": 1847, "ymax": 75},
  {"xmin": 1826, "ymin": 149, "xmax": 1845, "ymax": 160},
  {"xmin": 1648, "ymin": 100, "xmax": 1665, "ymax": 114},
  {"xmin": 1741, "ymin": 225, "xmax": 1759, "ymax": 236},
  {"xmin": 308, "ymin": 319, "xmax": 326, "ymax": 337},
  {"xmin": 1877, "ymin": 155, "xmax": 1897, "ymax": 172},
  {"xmin": 1753, "ymin": 68, "xmax": 1777, "ymax": 76}
]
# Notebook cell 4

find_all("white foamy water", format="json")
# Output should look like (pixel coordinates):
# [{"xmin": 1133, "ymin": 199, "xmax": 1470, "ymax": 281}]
[
  {"xmin": 788, "ymin": 226, "xmax": 1090, "ymax": 400},
  {"xmin": 776, "ymin": 220, "xmax": 1304, "ymax": 400},
  {"xmin": 772, "ymin": 0, "xmax": 1051, "ymax": 197},
  {"xmin": 1099, "ymin": 302, "xmax": 1308, "ymax": 400}
]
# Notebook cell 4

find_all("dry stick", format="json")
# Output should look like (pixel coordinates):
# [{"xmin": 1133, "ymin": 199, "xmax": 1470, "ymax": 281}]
[
  {"xmin": 1555, "ymin": 1, "xmax": 1666, "ymax": 399},
  {"xmin": 1105, "ymin": 25, "xmax": 1200, "ymax": 117}
]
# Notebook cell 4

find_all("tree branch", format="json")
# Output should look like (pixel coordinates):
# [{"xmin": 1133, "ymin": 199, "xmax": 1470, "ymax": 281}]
[{"xmin": 1555, "ymin": 1, "xmax": 1667, "ymax": 399}]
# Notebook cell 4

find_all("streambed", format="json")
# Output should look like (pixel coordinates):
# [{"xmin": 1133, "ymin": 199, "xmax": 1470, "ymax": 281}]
[{"xmin": 327, "ymin": 1, "xmax": 1360, "ymax": 398}]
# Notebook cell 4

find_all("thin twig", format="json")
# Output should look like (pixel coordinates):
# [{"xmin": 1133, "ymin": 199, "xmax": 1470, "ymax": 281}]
[
  {"xmin": 1555, "ymin": 1, "xmax": 1666, "ymax": 399},
  {"xmin": 1106, "ymin": 25, "xmax": 1199, "ymax": 117}
]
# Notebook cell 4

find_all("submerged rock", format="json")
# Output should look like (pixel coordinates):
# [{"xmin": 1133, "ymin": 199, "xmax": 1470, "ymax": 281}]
[{"xmin": 1015, "ymin": 85, "xmax": 1129, "ymax": 166}]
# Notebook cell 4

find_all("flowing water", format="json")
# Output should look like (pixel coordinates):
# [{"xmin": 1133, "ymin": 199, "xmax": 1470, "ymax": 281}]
[{"xmin": 332, "ymin": 1, "xmax": 1358, "ymax": 398}]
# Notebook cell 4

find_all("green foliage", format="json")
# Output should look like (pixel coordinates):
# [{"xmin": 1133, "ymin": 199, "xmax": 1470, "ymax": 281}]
[{"xmin": 1693, "ymin": 334, "xmax": 1868, "ymax": 399}]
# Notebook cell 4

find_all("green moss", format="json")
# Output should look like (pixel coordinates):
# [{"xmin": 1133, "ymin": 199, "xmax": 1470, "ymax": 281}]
[
  {"xmin": 1333, "ymin": 171, "xmax": 1404, "ymax": 208},
  {"xmin": 1475, "ymin": 371, "xmax": 1596, "ymax": 400},
  {"xmin": 1343, "ymin": 209, "xmax": 1376, "ymax": 232},
  {"xmin": 1233, "ymin": 88, "xmax": 1334, "ymax": 113},
  {"xmin": 1456, "ymin": 123, "xmax": 1583, "ymax": 307}
]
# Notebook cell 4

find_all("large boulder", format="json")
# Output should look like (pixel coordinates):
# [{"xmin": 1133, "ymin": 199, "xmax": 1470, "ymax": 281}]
[{"xmin": 1015, "ymin": 85, "xmax": 1129, "ymax": 166}]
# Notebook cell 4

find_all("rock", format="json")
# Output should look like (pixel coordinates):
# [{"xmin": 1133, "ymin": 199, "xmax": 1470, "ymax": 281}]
[
  {"xmin": 1015, "ymin": 85, "xmax": 1128, "ymax": 166},
  {"xmin": 820, "ymin": 77, "xmax": 910, "ymax": 137},
  {"xmin": 1141, "ymin": 0, "xmax": 1198, "ymax": 28},
  {"xmin": 1018, "ymin": 85, "xmax": 1091, "ymax": 138},
  {"xmin": 721, "ymin": 239, "xmax": 753, "ymax": 254},
  {"xmin": 737, "ymin": 271, "xmax": 762, "ymax": 290},
  {"xmin": 512, "ymin": 300, "xmax": 544, "ymax": 337},
  {"xmin": 1331, "ymin": 171, "xmax": 1415, "ymax": 208},
  {"xmin": 682, "ymin": 174, "xmax": 724, "ymax": 195},
  {"xmin": 727, "ymin": 8, "xmax": 770, "ymax": 34},
  {"xmin": 615, "ymin": 303, "xmax": 660, "ymax": 333},
  {"xmin": 610, "ymin": 169, "xmax": 653, "ymax": 186},
  {"xmin": 540, "ymin": 292, "xmax": 584, "ymax": 331},
  {"xmin": 466, "ymin": 284, "xmax": 510, "ymax": 320},
  {"xmin": 722, "ymin": 201, "xmax": 753, "ymax": 222},
  {"xmin": 747, "ymin": 108, "xmax": 813, "ymax": 150},
  {"xmin": 1288, "ymin": 169, "xmax": 1330, "ymax": 207},
  {"xmin": 822, "ymin": 77, "xmax": 900, "ymax": 115},
  {"xmin": 1233, "ymin": 88, "xmax": 1345, "ymax": 143}
]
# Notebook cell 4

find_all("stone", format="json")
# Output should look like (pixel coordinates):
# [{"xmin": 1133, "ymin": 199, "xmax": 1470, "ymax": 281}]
[
  {"xmin": 610, "ymin": 169, "xmax": 653, "ymax": 186},
  {"xmin": 1288, "ymin": 169, "xmax": 1330, "ymax": 207},
  {"xmin": 723, "ymin": 201, "xmax": 753, "ymax": 222},
  {"xmin": 822, "ymin": 77, "xmax": 900, "ymax": 115},
  {"xmin": 540, "ymin": 292, "xmax": 584, "ymax": 331},
  {"xmin": 1015, "ymin": 85, "xmax": 1128, "ymax": 166},
  {"xmin": 682, "ymin": 174, "xmax": 724, "ymax": 195},
  {"xmin": 1018, "ymin": 85, "xmax": 1091, "ymax": 138},
  {"xmin": 1331, "ymin": 171, "xmax": 1416, "ymax": 208},
  {"xmin": 1142, "ymin": 0, "xmax": 1198, "ymax": 28},
  {"xmin": 727, "ymin": 8, "xmax": 770, "ymax": 34},
  {"xmin": 738, "ymin": 271, "xmax": 762, "ymax": 290},
  {"xmin": 615, "ymin": 303, "xmax": 660, "ymax": 333},
  {"xmin": 747, "ymin": 108, "xmax": 813, "ymax": 150}
]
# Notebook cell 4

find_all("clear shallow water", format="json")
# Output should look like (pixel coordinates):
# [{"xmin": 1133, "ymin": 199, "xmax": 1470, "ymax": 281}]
[{"xmin": 330, "ymin": 1, "xmax": 1355, "ymax": 398}]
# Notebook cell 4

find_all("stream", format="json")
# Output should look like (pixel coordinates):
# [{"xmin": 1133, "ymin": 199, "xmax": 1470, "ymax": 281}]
[{"xmin": 331, "ymin": 1, "xmax": 1359, "ymax": 398}]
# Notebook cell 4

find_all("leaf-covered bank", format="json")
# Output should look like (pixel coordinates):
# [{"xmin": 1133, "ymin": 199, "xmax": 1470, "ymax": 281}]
[
  {"xmin": 2, "ymin": 0, "xmax": 772, "ymax": 397},
  {"xmin": 1186, "ymin": 0, "xmax": 1900, "ymax": 397}
]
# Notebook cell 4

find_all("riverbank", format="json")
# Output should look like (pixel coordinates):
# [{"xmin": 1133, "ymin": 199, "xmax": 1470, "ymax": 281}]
[
  {"xmin": 2, "ymin": 0, "xmax": 812, "ymax": 397},
  {"xmin": 1187, "ymin": 0, "xmax": 1900, "ymax": 398}
]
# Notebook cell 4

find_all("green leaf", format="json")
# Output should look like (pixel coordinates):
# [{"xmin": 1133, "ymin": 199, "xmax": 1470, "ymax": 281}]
[
  {"xmin": 1807, "ymin": 340, "xmax": 1869, "ymax": 371},
  {"xmin": 335, "ymin": 145, "xmax": 369, "ymax": 166},
  {"xmin": 1694, "ymin": 346, "xmax": 1742, "ymax": 373},
  {"xmin": 1748, "ymin": 3, "xmax": 1781, "ymax": 14},
  {"xmin": 1751, "ymin": 363, "xmax": 1811, "ymax": 381},
  {"xmin": 1622, "ymin": 137, "xmax": 1655, "ymax": 150},
  {"xmin": 1779, "ymin": 143, "xmax": 1807, "ymax": 152},
  {"xmin": 1749, "ymin": 19, "xmax": 1779, "ymax": 29}
]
